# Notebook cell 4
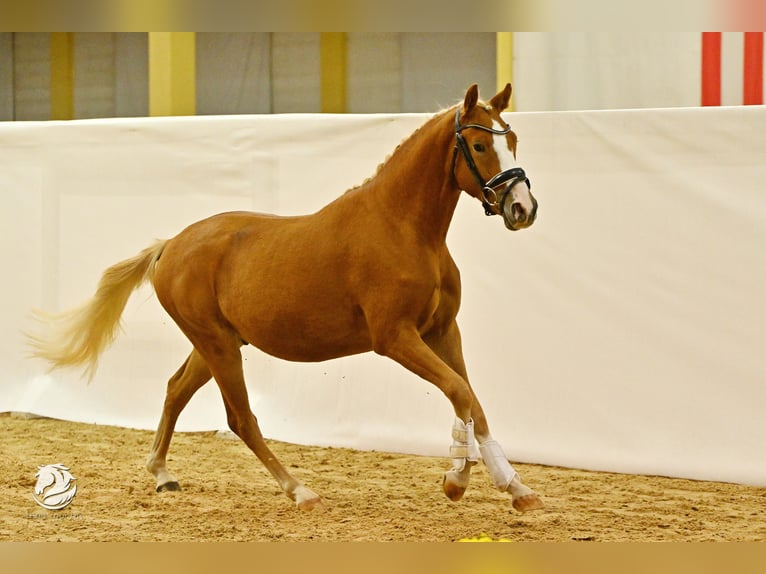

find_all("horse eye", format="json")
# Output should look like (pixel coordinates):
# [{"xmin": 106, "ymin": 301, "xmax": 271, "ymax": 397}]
[{"xmin": 472, "ymin": 143, "xmax": 485, "ymax": 152}]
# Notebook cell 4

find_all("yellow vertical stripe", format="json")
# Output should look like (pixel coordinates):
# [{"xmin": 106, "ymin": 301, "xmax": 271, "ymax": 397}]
[
  {"xmin": 50, "ymin": 33, "xmax": 74, "ymax": 120},
  {"xmin": 496, "ymin": 32, "xmax": 514, "ymax": 112},
  {"xmin": 148, "ymin": 32, "xmax": 196, "ymax": 117},
  {"xmin": 320, "ymin": 33, "xmax": 347, "ymax": 113}
]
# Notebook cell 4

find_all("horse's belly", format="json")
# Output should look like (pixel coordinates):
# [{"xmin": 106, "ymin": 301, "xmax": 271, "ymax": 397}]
[{"xmin": 233, "ymin": 304, "xmax": 373, "ymax": 362}]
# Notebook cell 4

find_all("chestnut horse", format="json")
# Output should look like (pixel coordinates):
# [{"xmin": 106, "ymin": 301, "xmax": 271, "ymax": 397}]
[{"xmin": 28, "ymin": 84, "xmax": 542, "ymax": 512}]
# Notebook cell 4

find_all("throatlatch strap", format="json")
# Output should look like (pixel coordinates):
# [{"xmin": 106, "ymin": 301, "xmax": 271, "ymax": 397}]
[
  {"xmin": 450, "ymin": 418, "xmax": 480, "ymax": 471},
  {"xmin": 479, "ymin": 439, "xmax": 518, "ymax": 491}
]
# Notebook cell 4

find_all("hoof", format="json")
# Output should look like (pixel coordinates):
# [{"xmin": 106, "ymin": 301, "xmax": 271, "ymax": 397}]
[
  {"xmin": 156, "ymin": 481, "xmax": 182, "ymax": 493},
  {"xmin": 296, "ymin": 496, "xmax": 324, "ymax": 511},
  {"xmin": 293, "ymin": 485, "xmax": 323, "ymax": 511},
  {"xmin": 442, "ymin": 469, "xmax": 469, "ymax": 502},
  {"xmin": 512, "ymin": 492, "xmax": 544, "ymax": 512}
]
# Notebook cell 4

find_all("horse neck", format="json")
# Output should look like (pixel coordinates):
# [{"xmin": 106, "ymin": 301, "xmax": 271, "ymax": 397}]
[{"xmin": 366, "ymin": 109, "xmax": 461, "ymax": 245}]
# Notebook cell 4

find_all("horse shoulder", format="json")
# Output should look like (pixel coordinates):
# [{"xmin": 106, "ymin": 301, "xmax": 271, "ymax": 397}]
[{"xmin": 439, "ymin": 249, "xmax": 461, "ymax": 300}]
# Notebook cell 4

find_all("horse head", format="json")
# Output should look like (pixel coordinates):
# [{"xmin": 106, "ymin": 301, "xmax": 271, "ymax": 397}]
[{"xmin": 452, "ymin": 83, "xmax": 538, "ymax": 231}]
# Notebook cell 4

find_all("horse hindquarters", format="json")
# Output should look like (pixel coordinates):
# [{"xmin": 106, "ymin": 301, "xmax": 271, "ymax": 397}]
[{"xmin": 150, "ymin": 228, "xmax": 324, "ymax": 510}]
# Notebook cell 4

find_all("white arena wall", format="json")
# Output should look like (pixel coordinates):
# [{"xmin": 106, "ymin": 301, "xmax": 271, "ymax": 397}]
[{"xmin": 2, "ymin": 105, "xmax": 765, "ymax": 487}]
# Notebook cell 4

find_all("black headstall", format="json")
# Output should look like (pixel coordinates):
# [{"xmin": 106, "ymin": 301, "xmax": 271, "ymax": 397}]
[{"xmin": 452, "ymin": 107, "xmax": 531, "ymax": 216}]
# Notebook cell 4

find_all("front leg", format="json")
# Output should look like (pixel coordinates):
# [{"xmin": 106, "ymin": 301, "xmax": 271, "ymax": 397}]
[
  {"xmin": 370, "ymin": 321, "xmax": 480, "ymax": 497},
  {"xmin": 424, "ymin": 320, "xmax": 544, "ymax": 511},
  {"xmin": 480, "ymin": 439, "xmax": 544, "ymax": 511},
  {"xmin": 442, "ymin": 416, "xmax": 479, "ymax": 501}
]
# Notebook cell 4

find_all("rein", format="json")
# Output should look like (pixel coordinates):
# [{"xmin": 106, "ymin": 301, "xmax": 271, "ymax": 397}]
[{"xmin": 452, "ymin": 107, "xmax": 531, "ymax": 217}]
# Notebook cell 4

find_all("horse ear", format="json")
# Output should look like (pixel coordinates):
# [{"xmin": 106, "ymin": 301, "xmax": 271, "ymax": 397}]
[
  {"xmin": 462, "ymin": 84, "xmax": 479, "ymax": 112},
  {"xmin": 489, "ymin": 83, "xmax": 513, "ymax": 112}
]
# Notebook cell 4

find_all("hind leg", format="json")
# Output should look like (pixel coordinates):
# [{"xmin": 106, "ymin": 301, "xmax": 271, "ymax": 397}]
[
  {"xmin": 219, "ymin": 398, "xmax": 322, "ymax": 510},
  {"xmin": 194, "ymin": 334, "xmax": 322, "ymax": 510},
  {"xmin": 146, "ymin": 349, "xmax": 212, "ymax": 492}
]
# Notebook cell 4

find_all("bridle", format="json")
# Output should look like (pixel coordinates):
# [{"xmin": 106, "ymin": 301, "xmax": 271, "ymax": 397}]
[{"xmin": 452, "ymin": 107, "xmax": 531, "ymax": 217}]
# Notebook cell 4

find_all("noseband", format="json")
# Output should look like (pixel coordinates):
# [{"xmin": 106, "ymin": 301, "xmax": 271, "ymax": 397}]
[{"xmin": 452, "ymin": 107, "xmax": 531, "ymax": 217}]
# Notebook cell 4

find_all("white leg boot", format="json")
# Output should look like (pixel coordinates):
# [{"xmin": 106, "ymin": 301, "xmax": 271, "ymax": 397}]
[
  {"xmin": 479, "ymin": 438, "xmax": 544, "ymax": 512},
  {"xmin": 443, "ymin": 417, "xmax": 480, "ymax": 501}
]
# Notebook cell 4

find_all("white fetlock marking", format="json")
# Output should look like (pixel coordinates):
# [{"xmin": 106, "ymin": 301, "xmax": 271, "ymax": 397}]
[
  {"xmin": 507, "ymin": 474, "xmax": 534, "ymax": 501},
  {"xmin": 147, "ymin": 457, "xmax": 176, "ymax": 487},
  {"xmin": 294, "ymin": 485, "xmax": 320, "ymax": 505},
  {"xmin": 450, "ymin": 418, "xmax": 480, "ymax": 472},
  {"xmin": 479, "ymin": 439, "xmax": 518, "ymax": 491}
]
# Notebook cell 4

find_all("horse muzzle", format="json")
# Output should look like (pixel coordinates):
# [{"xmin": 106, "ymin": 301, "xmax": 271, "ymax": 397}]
[
  {"xmin": 500, "ymin": 181, "xmax": 538, "ymax": 231},
  {"xmin": 479, "ymin": 167, "xmax": 537, "ymax": 231}
]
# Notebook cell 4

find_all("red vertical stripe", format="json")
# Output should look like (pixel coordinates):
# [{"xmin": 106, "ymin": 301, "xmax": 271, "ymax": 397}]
[
  {"xmin": 701, "ymin": 32, "xmax": 722, "ymax": 106},
  {"xmin": 743, "ymin": 32, "xmax": 764, "ymax": 105}
]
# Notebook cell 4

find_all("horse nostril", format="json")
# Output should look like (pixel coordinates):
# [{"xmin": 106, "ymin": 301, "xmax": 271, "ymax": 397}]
[{"xmin": 511, "ymin": 202, "xmax": 526, "ymax": 223}]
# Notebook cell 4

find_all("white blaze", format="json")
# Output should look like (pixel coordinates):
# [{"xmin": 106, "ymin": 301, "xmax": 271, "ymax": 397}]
[{"xmin": 492, "ymin": 119, "xmax": 533, "ymax": 214}]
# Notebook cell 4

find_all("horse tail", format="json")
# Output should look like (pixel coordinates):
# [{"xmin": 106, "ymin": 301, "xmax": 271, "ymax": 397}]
[{"xmin": 26, "ymin": 240, "xmax": 168, "ymax": 382}]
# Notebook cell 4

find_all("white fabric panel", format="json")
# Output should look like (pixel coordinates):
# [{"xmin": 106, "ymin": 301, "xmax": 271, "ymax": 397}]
[
  {"xmin": 347, "ymin": 33, "xmax": 401, "ymax": 113},
  {"xmin": 721, "ymin": 32, "xmax": 744, "ymax": 107},
  {"xmin": 0, "ymin": 33, "xmax": 13, "ymax": 120},
  {"xmin": 12, "ymin": 33, "xmax": 50, "ymax": 120},
  {"xmin": 2, "ymin": 106, "xmax": 765, "ymax": 487},
  {"xmin": 74, "ymin": 33, "xmax": 115, "ymax": 119},
  {"xmin": 271, "ymin": 33, "xmax": 320, "ymax": 113},
  {"xmin": 513, "ymin": 32, "xmax": 701, "ymax": 111},
  {"xmin": 196, "ymin": 33, "xmax": 272, "ymax": 115},
  {"xmin": 114, "ymin": 33, "xmax": 148, "ymax": 118},
  {"xmin": 401, "ymin": 33, "xmax": 495, "ymax": 112}
]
